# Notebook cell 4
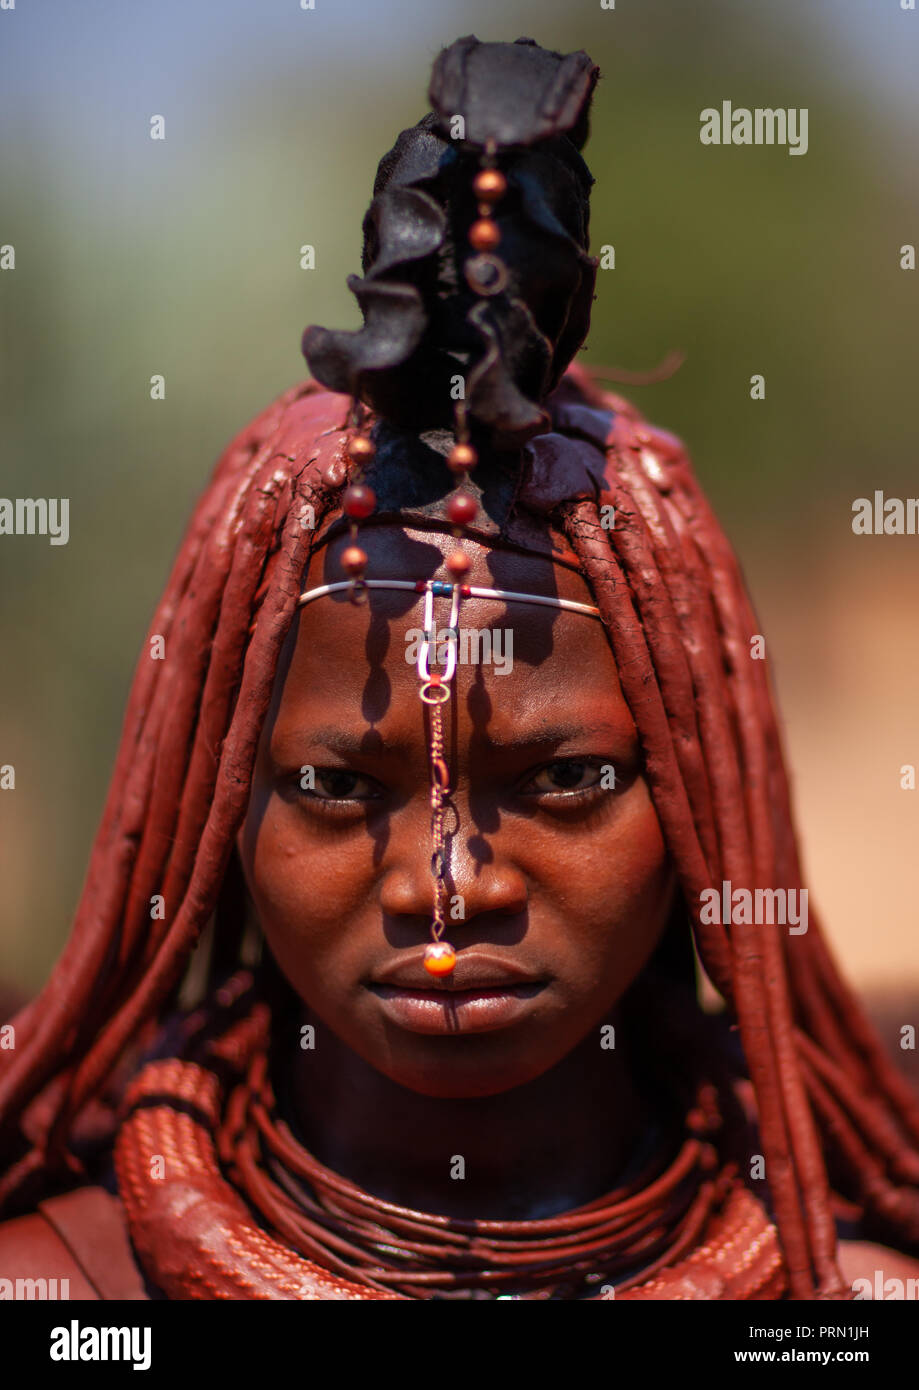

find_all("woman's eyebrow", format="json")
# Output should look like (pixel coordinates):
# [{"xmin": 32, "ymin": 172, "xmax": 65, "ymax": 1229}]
[
  {"xmin": 470, "ymin": 722, "xmax": 637, "ymax": 752},
  {"xmin": 270, "ymin": 721, "xmax": 636, "ymax": 761},
  {"xmin": 271, "ymin": 725, "xmax": 416, "ymax": 760}
]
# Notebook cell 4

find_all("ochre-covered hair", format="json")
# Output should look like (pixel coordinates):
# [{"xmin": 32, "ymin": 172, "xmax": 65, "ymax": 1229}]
[{"xmin": 1, "ymin": 364, "xmax": 919, "ymax": 1301}]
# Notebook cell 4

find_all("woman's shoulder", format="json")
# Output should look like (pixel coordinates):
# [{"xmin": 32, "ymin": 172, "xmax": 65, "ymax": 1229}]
[
  {"xmin": 0, "ymin": 1185, "xmax": 149, "ymax": 1300},
  {"xmin": 836, "ymin": 1238, "xmax": 919, "ymax": 1298}
]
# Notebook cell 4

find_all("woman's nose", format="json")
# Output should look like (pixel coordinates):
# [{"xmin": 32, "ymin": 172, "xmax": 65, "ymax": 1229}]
[{"xmin": 378, "ymin": 826, "xmax": 529, "ymax": 926}]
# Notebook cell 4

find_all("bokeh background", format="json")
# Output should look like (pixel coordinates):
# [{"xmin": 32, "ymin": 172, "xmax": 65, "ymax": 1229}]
[{"xmin": 1, "ymin": 1, "xmax": 917, "ymax": 1053}]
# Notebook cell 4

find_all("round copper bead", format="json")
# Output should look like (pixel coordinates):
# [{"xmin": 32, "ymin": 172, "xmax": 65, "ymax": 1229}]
[
  {"xmin": 348, "ymin": 434, "xmax": 375, "ymax": 465},
  {"xmin": 469, "ymin": 218, "xmax": 500, "ymax": 253},
  {"xmin": 447, "ymin": 442, "xmax": 478, "ymax": 473},
  {"xmin": 473, "ymin": 168, "xmax": 507, "ymax": 204},
  {"xmin": 341, "ymin": 545, "xmax": 367, "ymax": 576},
  {"xmin": 445, "ymin": 549, "xmax": 471, "ymax": 580}
]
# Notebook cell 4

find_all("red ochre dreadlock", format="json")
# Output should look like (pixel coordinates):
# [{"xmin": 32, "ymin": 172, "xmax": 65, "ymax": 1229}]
[{"xmin": 2, "ymin": 363, "xmax": 919, "ymax": 1301}]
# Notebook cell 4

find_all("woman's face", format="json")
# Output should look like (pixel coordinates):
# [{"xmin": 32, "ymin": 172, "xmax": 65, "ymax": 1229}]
[{"xmin": 238, "ymin": 525, "xmax": 676, "ymax": 1098}]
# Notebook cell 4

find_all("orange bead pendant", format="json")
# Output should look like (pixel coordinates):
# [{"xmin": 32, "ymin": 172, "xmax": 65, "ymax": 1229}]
[{"xmin": 423, "ymin": 942, "xmax": 456, "ymax": 977}]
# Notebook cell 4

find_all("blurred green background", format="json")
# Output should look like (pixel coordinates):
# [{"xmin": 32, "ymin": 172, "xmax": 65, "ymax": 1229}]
[{"xmin": 1, "ymin": 0, "xmax": 917, "ymax": 1003}]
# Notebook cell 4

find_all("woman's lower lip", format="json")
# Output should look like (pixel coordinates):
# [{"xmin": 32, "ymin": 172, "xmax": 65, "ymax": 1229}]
[{"xmin": 368, "ymin": 983, "xmax": 547, "ymax": 1034}]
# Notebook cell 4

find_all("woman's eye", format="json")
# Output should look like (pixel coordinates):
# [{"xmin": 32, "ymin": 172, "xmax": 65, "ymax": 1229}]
[
  {"xmin": 305, "ymin": 769, "xmax": 378, "ymax": 801},
  {"xmin": 523, "ymin": 761, "xmax": 604, "ymax": 796}
]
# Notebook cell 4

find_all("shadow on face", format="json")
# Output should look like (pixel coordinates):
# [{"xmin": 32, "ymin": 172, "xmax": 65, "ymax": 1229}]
[{"xmin": 237, "ymin": 525, "xmax": 677, "ymax": 1097}]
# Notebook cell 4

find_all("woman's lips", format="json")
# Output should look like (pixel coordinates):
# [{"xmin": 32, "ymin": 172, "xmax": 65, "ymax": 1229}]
[
  {"xmin": 367, "ymin": 981, "xmax": 548, "ymax": 1034},
  {"xmin": 367, "ymin": 950, "xmax": 549, "ymax": 1033}
]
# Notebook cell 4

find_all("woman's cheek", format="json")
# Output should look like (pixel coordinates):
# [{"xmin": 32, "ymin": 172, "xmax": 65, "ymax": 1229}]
[
  {"xmin": 536, "ymin": 781, "xmax": 667, "ymax": 906},
  {"xmin": 250, "ymin": 802, "xmax": 365, "ymax": 946},
  {"xmin": 544, "ymin": 796, "xmax": 671, "ymax": 991}
]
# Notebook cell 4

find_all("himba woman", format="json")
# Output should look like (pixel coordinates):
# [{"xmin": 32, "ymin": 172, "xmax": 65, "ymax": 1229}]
[{"xmin": 1, "ymin": 35, "xmax": 918, "ymax": 1302}]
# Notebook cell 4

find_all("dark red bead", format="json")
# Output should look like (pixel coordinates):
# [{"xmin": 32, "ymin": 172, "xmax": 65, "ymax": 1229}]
[
  {"xmin": 343, "ymin": 484, "xmax": 376, "ymax": 519},
  {"xmin": 446, "ymin": 491, "xmax": 478, "ymax": 526}
]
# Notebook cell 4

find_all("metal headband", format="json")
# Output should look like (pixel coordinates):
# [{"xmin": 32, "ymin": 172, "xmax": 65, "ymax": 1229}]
[{"xmin": 296, "ymin": 578, "xmax": 602, "ymax": 619}]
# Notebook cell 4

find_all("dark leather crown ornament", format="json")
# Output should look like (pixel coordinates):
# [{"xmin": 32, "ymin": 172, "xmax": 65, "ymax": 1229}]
[{"xmin": 301, "ymin": 35, "xmax": 600, "ymax": 450}]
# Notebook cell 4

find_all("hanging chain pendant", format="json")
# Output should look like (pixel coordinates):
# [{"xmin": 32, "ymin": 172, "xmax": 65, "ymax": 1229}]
[
  {"xmin": 424, "ymin": 693, "xmax": 456, "ymax": 978},
  {"xmin": 418, "ymin": 581, "xmax": 461, "ymax": 977}
]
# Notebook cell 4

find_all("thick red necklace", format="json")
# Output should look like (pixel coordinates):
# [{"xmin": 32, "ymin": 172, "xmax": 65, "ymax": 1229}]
[{"xmin": 113, "ymin": 977, "xmax": 786, "ymax": 1300}]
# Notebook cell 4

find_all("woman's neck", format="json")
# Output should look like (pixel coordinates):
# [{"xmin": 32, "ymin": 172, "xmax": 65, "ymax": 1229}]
[{"xmin": 277, "ymin": 1003, "xmax": 662, "ymax": 1221}]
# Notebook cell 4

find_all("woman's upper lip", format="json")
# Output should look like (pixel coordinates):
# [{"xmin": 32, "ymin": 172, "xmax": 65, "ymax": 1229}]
[{"xmin": 370, "ymin": 951, "xmax": 544, "ymax": 992}]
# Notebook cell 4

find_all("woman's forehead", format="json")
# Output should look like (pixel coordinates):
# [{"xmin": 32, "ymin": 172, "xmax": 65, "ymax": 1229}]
[{"xmin": 270, "ymin": 525, "xmax": 631, "ymax": 741}]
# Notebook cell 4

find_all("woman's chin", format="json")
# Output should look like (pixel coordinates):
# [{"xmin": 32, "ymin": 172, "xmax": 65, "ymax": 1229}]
[{"xmin": 361, "ymin": 1030, "xmax": 566, "ymax": 1100}]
